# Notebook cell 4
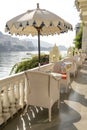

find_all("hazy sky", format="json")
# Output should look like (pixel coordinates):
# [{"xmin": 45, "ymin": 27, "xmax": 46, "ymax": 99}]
[{"xmin": 0, "ymin": 0, "xmax": 80, "ymax": 48}]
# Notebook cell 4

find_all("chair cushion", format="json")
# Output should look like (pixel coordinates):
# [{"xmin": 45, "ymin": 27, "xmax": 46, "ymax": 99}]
[
  {"xmin": 52, "ymin": 62, "xmax": 67, "ymax": 79},
  {"xmin": 61, "ymin": 73, "xmax": 67, "ymax": 79},
  {"xmin": 57, "ymin": 72, "xmax": 67, "ymax": 79},
  {"xmin": 54, "ymin": 72, "xmax": 67, "ymax": 79}
]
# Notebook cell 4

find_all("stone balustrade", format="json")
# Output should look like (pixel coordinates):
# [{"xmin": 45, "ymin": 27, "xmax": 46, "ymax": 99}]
[
  {"xmin": 0, "ymin": 63, "xmax": 54, "ymax": 125},
  {"xmin": 0, "ymin": 56, "xmax": 85, "ymax": 125}
]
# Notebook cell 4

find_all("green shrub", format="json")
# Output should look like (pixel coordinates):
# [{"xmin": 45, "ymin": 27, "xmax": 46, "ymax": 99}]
[{"xmin": 10, "ymin": 54, "xmax": 49, "ymax": 74}]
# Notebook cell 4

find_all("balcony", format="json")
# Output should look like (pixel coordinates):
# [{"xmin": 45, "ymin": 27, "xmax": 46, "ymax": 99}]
[{"xmin": 0, "ymin": 59, "xmax": 87, "ymax": 130}]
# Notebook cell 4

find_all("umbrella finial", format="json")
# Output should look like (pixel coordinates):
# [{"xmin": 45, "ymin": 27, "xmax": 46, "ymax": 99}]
[{"xmin": 37, "ymin": 3, "xmax": 39, "ymax": 9}]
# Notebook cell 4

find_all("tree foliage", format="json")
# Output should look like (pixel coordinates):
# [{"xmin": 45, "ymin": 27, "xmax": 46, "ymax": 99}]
[
  {"xmin": 73, "ymin": 23, "xmax": 83, "ymax": 49},
  {"xmin": 10, "ymin": 54, "xmax": 49, "ymax": 74}
]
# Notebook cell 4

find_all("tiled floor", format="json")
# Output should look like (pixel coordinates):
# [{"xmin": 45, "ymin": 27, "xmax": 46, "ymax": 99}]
[{"xmin": 0, "ymin": 61, "xmax": 87, "ymax": 130}]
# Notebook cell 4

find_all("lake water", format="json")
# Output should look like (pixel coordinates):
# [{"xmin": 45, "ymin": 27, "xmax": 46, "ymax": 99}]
[{"xmin": 0, "ymin": 51, "xmax": 67, "ymax": 78}]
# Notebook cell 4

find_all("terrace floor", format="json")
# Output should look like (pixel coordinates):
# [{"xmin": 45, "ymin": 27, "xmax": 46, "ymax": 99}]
[{"xmin": 0, "ymin": 61, "xmax": 87, "ymax": 130}]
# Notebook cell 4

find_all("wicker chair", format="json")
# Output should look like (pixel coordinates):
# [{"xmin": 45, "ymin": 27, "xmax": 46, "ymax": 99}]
[
  {"xmin": 62, "ymin": 57, "xmax": 77, "ymax": 77},
  {"xmin": 24, "ymin": 71, "xmax": 60, "ymax": 122},
  {"xmin": 52, "ymin": 61, "xmax": 71, "ymax": 93}
]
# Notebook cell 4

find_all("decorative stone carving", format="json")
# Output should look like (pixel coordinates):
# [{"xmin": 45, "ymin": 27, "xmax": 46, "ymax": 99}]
[
  {"xmin": 67, "ymin": 47, "xmax": 74, "ymax": 57},
  {"xmin": 49, "ymin": 44, "xmax": 60, "ymax": 63}
]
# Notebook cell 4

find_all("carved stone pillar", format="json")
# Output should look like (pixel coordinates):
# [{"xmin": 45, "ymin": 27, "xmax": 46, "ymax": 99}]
[
  {"xmin": 8, "ymin": 84, "xmax": 16, "ymax": 115},
  {"xmin": 49, "ymin": 44, "xmax": 60, "ymax": 63},
  {"xmin": 19, "ymin": 80, "xmax": 25, "ymax": 108},
  {"xmin": 24, "ymin": 75, "xmax": 30, "ymax": 104},
  {"xmin": 2, "ymin": 86, "xmax": 10, "ymax": 121},
  {"xmin": 82, "ymin": 25, "xmax": 87, "ymax": 53},
  {"xmin": 0, "ymin": 93, "xmax": 4, "ymax": 125},
  {"xmin": 15, "ymin": 82, "xmax": 20, "ymax": 110}
]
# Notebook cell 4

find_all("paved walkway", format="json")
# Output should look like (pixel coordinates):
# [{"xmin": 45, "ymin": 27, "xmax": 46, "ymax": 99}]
[{"xmin": 1, "ymin": 61, "xmax": 87, "ymax": 130}]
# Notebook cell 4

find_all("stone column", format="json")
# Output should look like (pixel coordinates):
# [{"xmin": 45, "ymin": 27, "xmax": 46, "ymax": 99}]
[
  {"xmin": 19, "ymin": 80, "xmax": 24, "ymax": 108},
  {"xmin": 8, "ymin": 84, "xmax": 16, "ymax": 115},
  {"xmin": 0, "ymin": 93, "xmax": 4, "ymax": 125},
  {"xmin": 82, "ymin": 25, "xmax": 87, "ymax": 53},
  {"xmin": 15, "ymin": 82, "xmax": 20, "ymax": 110},
  {"xmin": 2, "ymin": 86, "xmax": 10, "ymax": 121}
]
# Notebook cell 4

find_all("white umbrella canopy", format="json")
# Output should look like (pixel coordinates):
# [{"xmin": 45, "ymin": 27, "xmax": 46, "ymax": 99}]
[{"xmin": 5, "ymin": 3, "xmax": 73, "ymax": 66}]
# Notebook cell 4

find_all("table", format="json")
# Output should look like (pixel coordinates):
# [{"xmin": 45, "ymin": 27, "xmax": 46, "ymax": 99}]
[{"xmin": 50, "ymin": 72, "xmax": 62, "ymax": 79}]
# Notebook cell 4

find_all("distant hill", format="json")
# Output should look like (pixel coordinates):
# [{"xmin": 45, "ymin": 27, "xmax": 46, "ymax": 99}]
[
  {"xmin": 58, "ymin": 45, "xmax": 67, "ymax": 51},
  {"xmin": 28, "ymin": 39, "xmax": 53, "ymax": 48},
  {"xmin": 0, "ymin": 31, "xmax": 67, "ymax": 52},
  {"xmin": 0, "ymin": 32, "xmax": 35, "ymax": 51}
]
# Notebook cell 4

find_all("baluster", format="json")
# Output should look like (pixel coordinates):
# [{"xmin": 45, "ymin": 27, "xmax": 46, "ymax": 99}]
[
  {"xmin": 23, "ymin": 76, "xmax": 29, "ymax": 113},
  {"xmin": 15, "ymin": 82, "xmax": 20, "ymax": 110},
  {"xmin": 19, "ymin": 80, "xmax": 25, "ymax": 108},
  {"xmin": 8, "ymin": 84, "xmax": 16, "ymax": 115},
  {"xmin": 2, "ymin": 86, "xmax": 10, "ymax": 121},
  {"xmin": 24, "ymin": 76, "xmax": 29, "ymax": 103},
  {"xmin": 0, "ymin": 92, "xmax": 4, "ymax": 125}
]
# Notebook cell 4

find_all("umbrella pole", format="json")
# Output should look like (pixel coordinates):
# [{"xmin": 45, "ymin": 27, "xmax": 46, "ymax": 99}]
[{"xmin": 38, "ymin": 29, "xmax": 40, "ymax": 68}]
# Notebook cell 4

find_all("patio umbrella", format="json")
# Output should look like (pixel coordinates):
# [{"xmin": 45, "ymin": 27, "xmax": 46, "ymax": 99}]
[{"xmin": 5, "ymin": 3, "xmax": 73, "ymax": 67}]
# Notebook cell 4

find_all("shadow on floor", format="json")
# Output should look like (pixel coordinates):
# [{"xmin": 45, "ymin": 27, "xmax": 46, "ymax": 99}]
[{"xmin": 1, "ymin": 90, "xmax": 83, "ymax": 130}]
